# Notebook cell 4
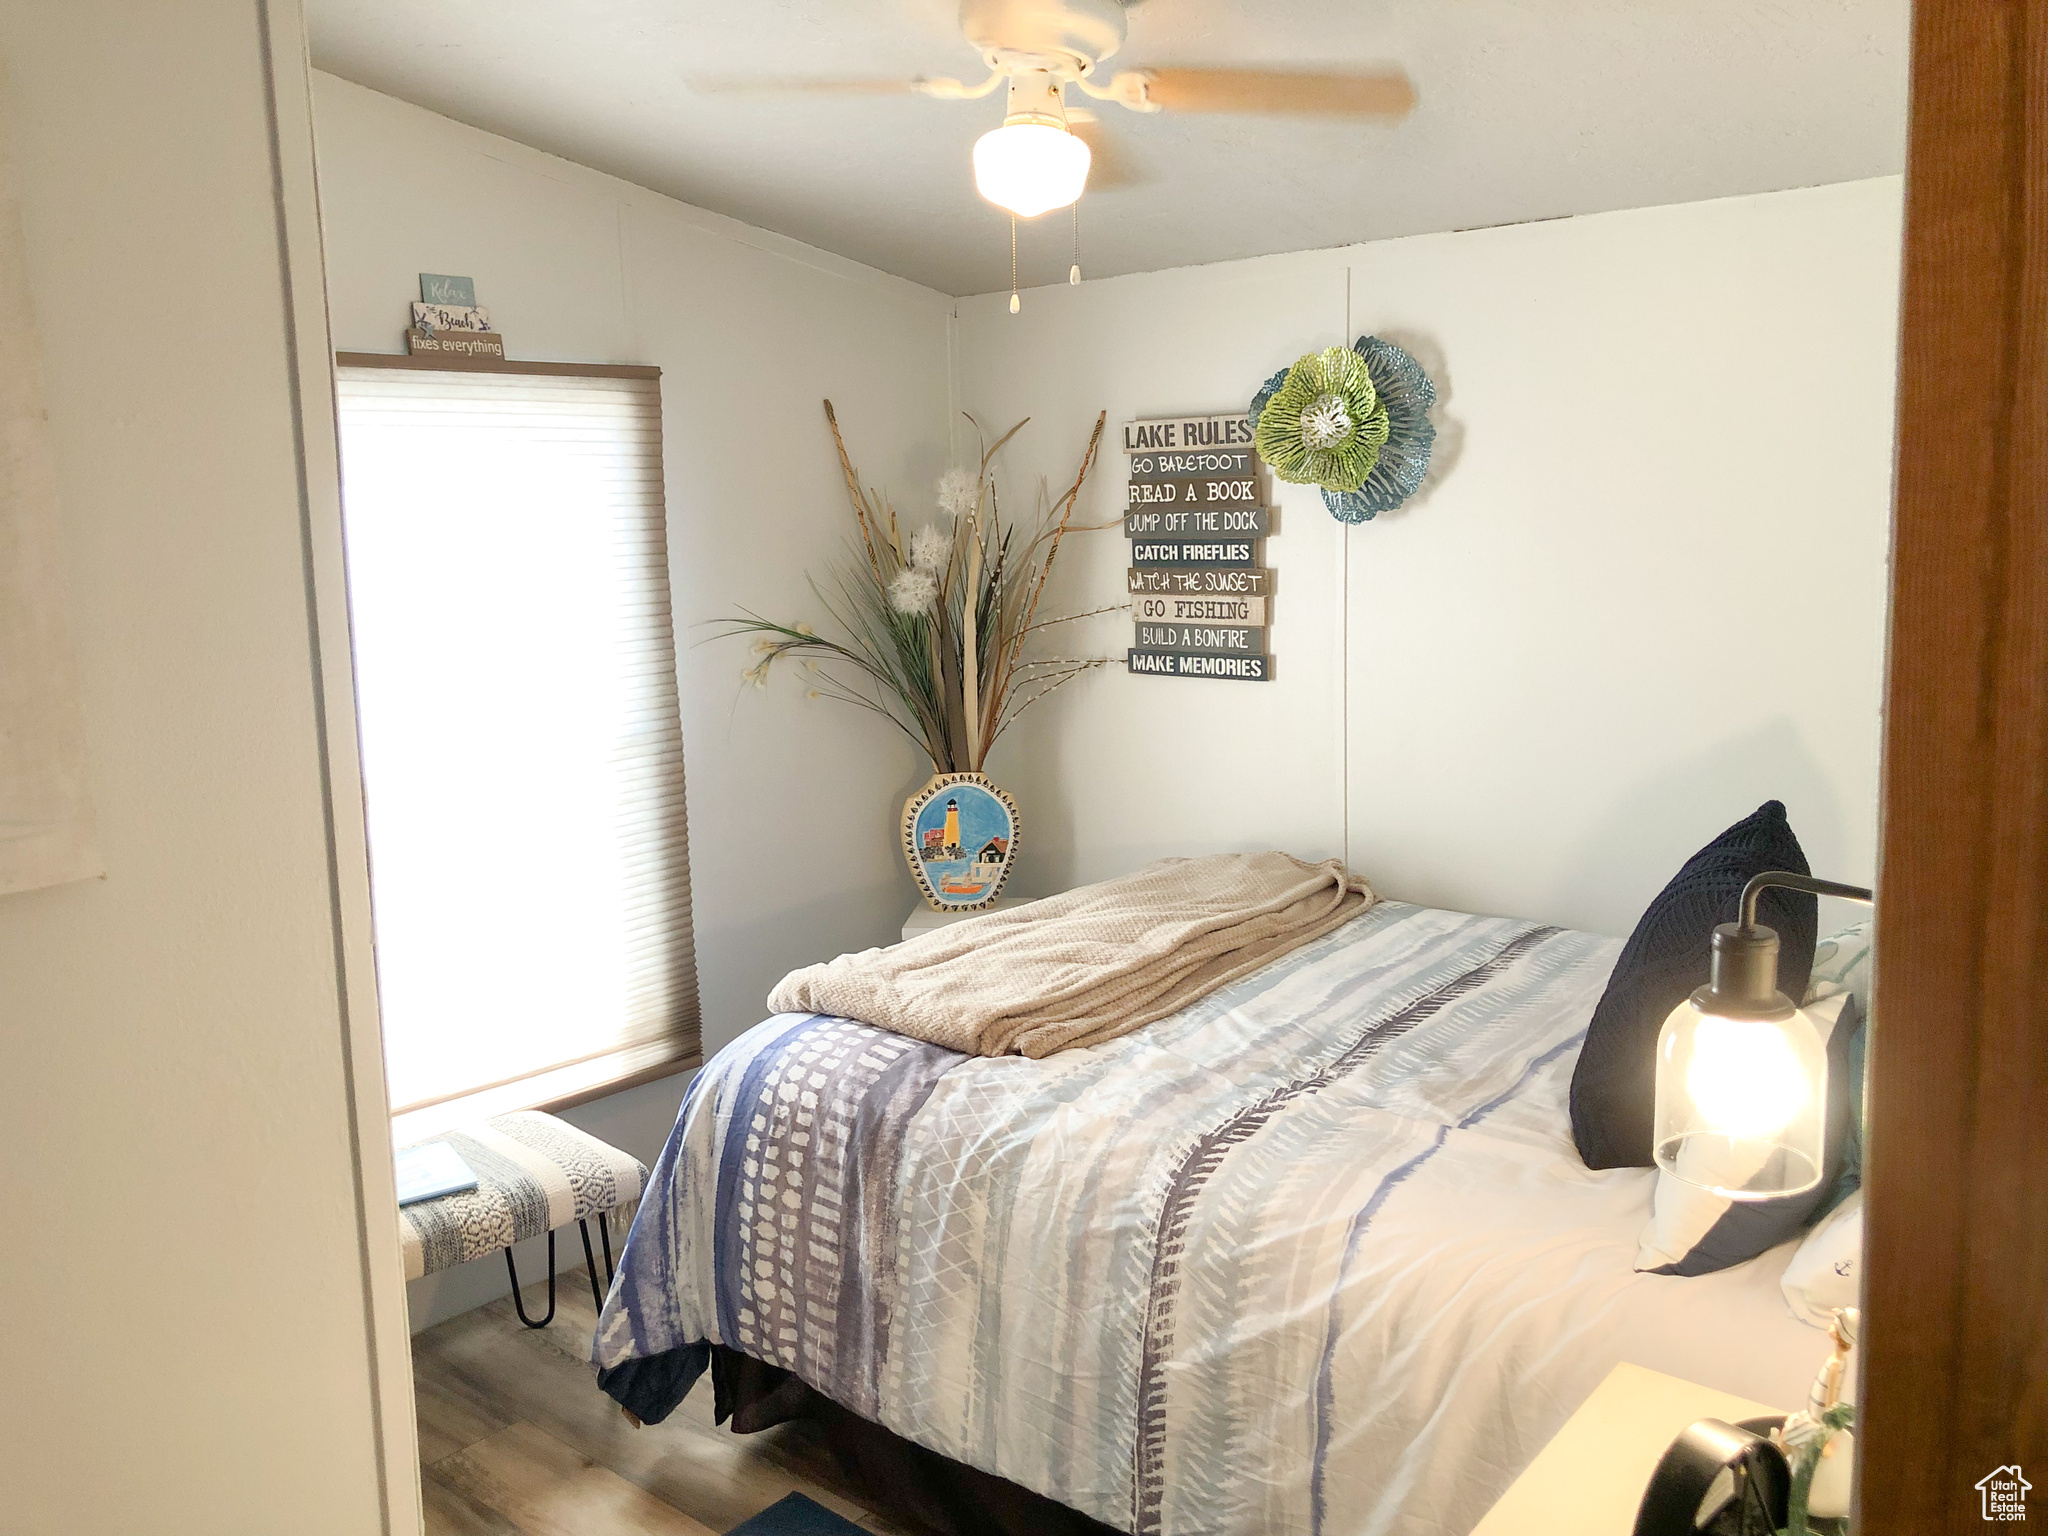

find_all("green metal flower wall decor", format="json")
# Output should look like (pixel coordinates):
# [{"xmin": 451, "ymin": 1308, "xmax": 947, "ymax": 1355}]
[
  {"xmin": 1250, "ymin": 345, "xmax": 1391, "ymax": 495},
  {"xmin": 1251, "ymin": 336, "xmax": 1439, "ymax": 523}
]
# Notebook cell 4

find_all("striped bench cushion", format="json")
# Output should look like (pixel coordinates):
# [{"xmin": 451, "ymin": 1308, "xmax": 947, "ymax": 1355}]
[{"xmin": 398, "ymin": 1111, "xmax": 648, "ymax": 1281}]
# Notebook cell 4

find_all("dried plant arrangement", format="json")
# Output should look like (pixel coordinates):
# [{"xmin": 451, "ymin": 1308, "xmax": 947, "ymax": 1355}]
[{"xmin": 719, "ymin": 400, "xmax": 1117, "ymax": 775}]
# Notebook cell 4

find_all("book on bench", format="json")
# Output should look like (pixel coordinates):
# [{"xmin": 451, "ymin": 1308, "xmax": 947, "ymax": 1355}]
[{"xmin": 394, "ymin": 1141, "xmax": 480, "ymax": 1206}]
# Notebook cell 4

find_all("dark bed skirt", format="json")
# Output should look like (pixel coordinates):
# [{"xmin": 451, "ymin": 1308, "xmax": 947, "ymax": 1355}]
[{"xmin": 709, "ymin": 1346, "xmax": 1124, "ymax": 1536}]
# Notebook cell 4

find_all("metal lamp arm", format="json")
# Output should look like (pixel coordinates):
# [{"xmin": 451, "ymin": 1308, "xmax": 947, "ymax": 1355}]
[{"xmin": 1739, "ymin": 871, "xmax": 1876, "ymax": 932}]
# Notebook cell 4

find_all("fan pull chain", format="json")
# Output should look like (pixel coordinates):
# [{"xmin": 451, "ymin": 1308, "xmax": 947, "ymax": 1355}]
[
  {"xmin": 1009, "ymin": 215, "xmax": 1020, "ymax": 314},
  {"xmin": 1070, "ymin": 203, "xmax": 1081, "ymax": 285}
]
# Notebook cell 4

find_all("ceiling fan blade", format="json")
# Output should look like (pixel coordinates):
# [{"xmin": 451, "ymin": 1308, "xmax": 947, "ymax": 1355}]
[
  {"xmin": 692, "ymin": 75, "xmax": 921, "ymax": 97},
  {"xmin": 1139, "ymin": 68, "xmax": 1415, "ymax": 119},
  {"xmin": 1066, "ymin": 110, "xmax": 1143, "ymax": 191}
]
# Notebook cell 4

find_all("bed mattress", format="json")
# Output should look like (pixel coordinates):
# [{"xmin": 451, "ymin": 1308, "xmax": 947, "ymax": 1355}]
[{"xmin": 593, "ymin": 901, "xmax": 1823, "ymax": 1536}]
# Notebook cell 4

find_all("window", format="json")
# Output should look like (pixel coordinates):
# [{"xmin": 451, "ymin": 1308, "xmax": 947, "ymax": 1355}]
[{"xmin": 335, "ymin": 364, "xmax": 699, "ymax": 1141}]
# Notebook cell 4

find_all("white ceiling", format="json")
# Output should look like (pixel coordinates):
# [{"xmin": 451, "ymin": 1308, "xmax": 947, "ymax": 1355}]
[{"xmin": 307, "ymin": 0, "xmax": 1910, "ymax": 298}]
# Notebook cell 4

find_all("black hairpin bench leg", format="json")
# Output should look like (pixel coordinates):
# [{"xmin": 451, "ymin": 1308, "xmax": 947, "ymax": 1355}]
[
  {"xmin": 504, "ymin": 1229, "xmax": 557, "ymax": 1328},
  {"xmin": 578, "ymin": 1219, "xmax": 606, "ymax": 1313}
]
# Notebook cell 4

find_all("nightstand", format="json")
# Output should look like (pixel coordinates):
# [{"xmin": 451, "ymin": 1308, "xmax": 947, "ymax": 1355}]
[
  {"xmin": 901, "ymin": 896, "xmax": 1034, "ymax": 942},
  {"xmin": 1470, "ymin": 1362, "xmax": 1780, "ymax": 1536}
]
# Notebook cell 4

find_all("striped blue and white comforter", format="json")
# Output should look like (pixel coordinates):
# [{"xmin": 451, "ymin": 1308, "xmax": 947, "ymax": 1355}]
[{"xmin": 593, "ymin": 903, "xmax": 1820, "ymax": 1536}]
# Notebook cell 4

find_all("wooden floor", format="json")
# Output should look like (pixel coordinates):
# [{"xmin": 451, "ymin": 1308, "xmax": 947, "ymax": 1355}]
[{"xmin": 411, "ymin": 1261, "xmax": 914, "ymax": 1536}]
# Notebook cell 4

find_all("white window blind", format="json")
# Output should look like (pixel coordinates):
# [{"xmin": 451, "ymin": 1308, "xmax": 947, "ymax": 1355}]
[{"xmin": 335, "ymin": 366, "xmax": 699, "ymax": 1140}]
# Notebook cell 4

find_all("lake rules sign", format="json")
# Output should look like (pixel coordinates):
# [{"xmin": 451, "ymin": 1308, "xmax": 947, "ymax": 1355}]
[
  {"xmin": 1122, "ymin": 415, "xmax": 1255, "ymax": 452},
  {"xmin": 1122, "ymin": 415, "xmax": 1272, "ymax": 682}
]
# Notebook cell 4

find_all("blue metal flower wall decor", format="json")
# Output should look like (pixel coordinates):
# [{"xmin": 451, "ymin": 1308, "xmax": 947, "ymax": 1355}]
[{"xmin": 1251, "ymin": 335, "xmax": 1437, "ymax": 523}]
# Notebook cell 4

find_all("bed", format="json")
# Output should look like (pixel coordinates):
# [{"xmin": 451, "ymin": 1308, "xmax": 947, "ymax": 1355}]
[{"xmin": 592, "ymin": 900, "xmax": 1824, "ymax": 1536}]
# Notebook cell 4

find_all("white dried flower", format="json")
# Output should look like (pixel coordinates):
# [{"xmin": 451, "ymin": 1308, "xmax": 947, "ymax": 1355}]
[
  {"xmin": 936, "ymin": 468, "xmax": 979, "ymax": 520},
  {"xmin": 750, "ymin": 637, "xmax": 777, "ymax": 655},
  {"xmin": 908, "ymin": 523, "xmax": 948, "ymax": 572},
  {"xmin": 1301, "ymin": 392, "xmax": 1355, "ymax": 449},
  {"xmin": 794, "ymin": 622, "xmax": 815, "ymax": 637},
  {"xmin": 887, "ymin": 565, "xmax": 939, "ymax": 615}
]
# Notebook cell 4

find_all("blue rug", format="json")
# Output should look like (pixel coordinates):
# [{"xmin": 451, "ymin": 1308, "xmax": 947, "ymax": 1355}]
[{"xmin": 724, "ymin": 1492, "xmax": 870, "ymax": 1536}]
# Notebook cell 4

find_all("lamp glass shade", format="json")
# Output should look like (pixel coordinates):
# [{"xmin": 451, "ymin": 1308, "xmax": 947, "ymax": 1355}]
[
  {"xmin": 1653, "ymin": 991, "xmax": 1827, "ymax": 1200},
  {"xmin": 972, "ymin": 123, "xmax": 1090, "ymax": 217}
]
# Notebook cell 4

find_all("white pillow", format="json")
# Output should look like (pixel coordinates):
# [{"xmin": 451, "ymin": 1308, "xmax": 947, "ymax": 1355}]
[
  {"xmin": 1781, "ymin": 1187, "xmax": 1863, "ymax": 1328},
  {"xmin": 1634, "ymin": 992, "xmax": 1854, "ymax": 1275},
  {"xmin": 1806, "ymin": 919, "xmax": 1872, "ymax": 1007}
]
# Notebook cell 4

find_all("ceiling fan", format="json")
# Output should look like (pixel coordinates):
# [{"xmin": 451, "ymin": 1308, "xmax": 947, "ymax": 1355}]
[{"xmin": 707, "ymin": 0, "xmax": 1416, "ymax": 219}]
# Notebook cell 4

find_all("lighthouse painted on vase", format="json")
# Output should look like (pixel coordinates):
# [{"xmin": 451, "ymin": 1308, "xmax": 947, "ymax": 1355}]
[{"xmin": 900, "ymin": 773, "xmax": 1020, "ymax": 912}]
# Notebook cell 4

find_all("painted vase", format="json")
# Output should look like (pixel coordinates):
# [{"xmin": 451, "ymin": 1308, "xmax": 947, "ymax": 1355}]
[{"xmin": 900, "ymin": 772, "xmax": 1020, "ymax": 913}]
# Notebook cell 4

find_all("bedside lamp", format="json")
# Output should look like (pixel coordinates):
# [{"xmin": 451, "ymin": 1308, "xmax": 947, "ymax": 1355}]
[{"xmin": 1654, "ymin": 871, "xmax": 1874, "ymax": 1200}]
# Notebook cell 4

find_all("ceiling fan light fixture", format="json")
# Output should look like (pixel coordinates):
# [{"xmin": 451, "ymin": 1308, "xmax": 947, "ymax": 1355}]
[{"xmin": 973, "ymin": 120, "xmax": 1091, "ymax": 217}]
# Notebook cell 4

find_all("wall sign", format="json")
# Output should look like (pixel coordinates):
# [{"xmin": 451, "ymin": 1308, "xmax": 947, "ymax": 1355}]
[
  {"xmin": 1121, "ymin": 415, "xmax": 1256, "ymax": 452},
  {"xmin": 1129, "ymin": 450, "xmax": 1257, "ymax": 478},
  {"xmin": 1129, "ymin": 539, "xmax": 1257, "ymax": 567},
  {"xmin": 419, "ymin": 273, "xmax": 477, "ymax": 307},
  {"xmin": 1135, "ymin": 623, "xmax": 1264, "ymax": 653},
  {"xmin": 1127, "ymin": 567, "xmax": 1273, "ymax": 596},
  {"xmin": 1123, "ymin": 413, "xmax": 1273, "ymax": 682},
  {"xmin": 1126, "ymin": 651, "xmax": 1270, "ymax": 681},
  {"xmin": 405, "ymin": 329, "xmax": 506, "ymax": 360},
  {"xmin": 1123, "ymin": 506, "xmax": 1270, "ymax": 537},
  {"xmin": 1133, "ymin": 593, "xmax": 1269, "ymax": 625},
  {"xmin": 405, "ymin": 273, "xmax": 507, "ymax": 360},
  {"xmin": 1126, "ymin": 475, "xmax": 1259, "ymax": 509}
]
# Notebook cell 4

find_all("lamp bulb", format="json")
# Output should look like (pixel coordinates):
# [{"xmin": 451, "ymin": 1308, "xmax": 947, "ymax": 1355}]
[{"xmin": 1685, "ymin": 1014, "xmax": 1810, "ymax": 1140}]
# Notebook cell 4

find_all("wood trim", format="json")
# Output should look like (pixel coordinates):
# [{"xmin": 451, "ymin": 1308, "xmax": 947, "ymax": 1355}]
[
  {"xmin": 258, "ymin": 10, "xmax": 421, "ymax": 1534},
  {"xmin": 1859, "ymin": 2, "xmax": 2048, "ymax": 1530},
  {"xmin": 533, "ymin": 1056, "xmax": 701, "ymax": 1115},
  {"xmin": 391, "ymin": 1036, "xmax": 701, "ymax": 1119},
  {"xmin": 388, "ymin": 1050, "xmax": 701, "ymax": 1146},
  {"xmin": 336, "ymin": 349, "xmax": 661, "ymax": 381}
]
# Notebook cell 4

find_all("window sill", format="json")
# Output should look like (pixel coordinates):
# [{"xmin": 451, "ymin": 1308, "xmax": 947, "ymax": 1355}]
[{"xmin": 391, "ymin": 1044, "xmax": 700, "ymax": 1147}]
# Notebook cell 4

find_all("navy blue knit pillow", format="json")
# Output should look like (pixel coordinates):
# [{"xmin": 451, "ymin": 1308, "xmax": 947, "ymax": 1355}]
[{"xmin": 1570, "ymin": 801, "xmax": 1818, "ymax": 1170}]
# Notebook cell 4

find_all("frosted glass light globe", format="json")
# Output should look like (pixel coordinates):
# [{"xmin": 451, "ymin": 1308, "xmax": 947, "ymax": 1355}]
[
  {"xmin": 1654, "ymin": 994, "xmax": 1827, "ymax": 1201},
  {"xmin": 972, "ymin": 123, "xmax": 1090, "ymax": 217}
]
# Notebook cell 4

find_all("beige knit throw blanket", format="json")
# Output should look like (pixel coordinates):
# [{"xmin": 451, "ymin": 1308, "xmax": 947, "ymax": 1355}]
[{"xmin": 767, "ymin": 851, "xmax": 1376, "ymax": 1059}]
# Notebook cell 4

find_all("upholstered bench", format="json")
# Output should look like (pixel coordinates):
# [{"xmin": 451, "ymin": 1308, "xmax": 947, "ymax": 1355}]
[{"xmin": 398, "ymin": 1110, "xmax": 648, "ymax": 1328}]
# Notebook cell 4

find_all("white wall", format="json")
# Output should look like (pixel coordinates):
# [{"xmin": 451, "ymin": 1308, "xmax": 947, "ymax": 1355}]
[
  {"xmin": 308, "ymin": 76, "xmax": 957, "ymax": 1325},
  {"xmin": 957, "ymin": 179, "xmax": 1900, "ymax": 938},
  {"xmin": 0, "ymin": 5, "xmax": 405, "ymax": 1532}
]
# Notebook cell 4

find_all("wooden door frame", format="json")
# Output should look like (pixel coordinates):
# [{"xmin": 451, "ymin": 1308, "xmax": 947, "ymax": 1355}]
[{"xmin": 1859, "ymin": 2, "xmax": 2048, "ymax": 1529}]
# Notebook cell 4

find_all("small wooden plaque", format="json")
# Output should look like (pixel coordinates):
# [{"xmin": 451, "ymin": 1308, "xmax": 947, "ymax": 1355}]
[
  {"xmin": 405, "ymin": 328, "xmax": 507, "ymax": 360},
  {"xmin": 1132, "ymin": 593, "xmax": 1268, "ymax": 626},
  {"xmin": 1135, "ymin": 622, "xmax": 1265, "ymax": 653},
  {"xmin": 1129, "ymin": 538, "xmax": 1258, "ymax": 568},
  {"xmin": 1129, "ymin": 449, "xmax": 1257, "ymax": 480},
  {"xmin": 1128, "ymin": 475, "xmax": 1261, "ymax": 510},
  {"xmin": 1123, "ymin": 506, "xmax": 1270, "ymax": 538},
  {"xmin": 1127, "ymin": 649, "xmax": 1272, "ymax": 682},
  {"xmin": 1128, "ymin": 567, "xmax": 1274, "ymax": 596},
  {"xmin": 1122, "ymin": 415, "xmax": 1255, "ymax": 453}
]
